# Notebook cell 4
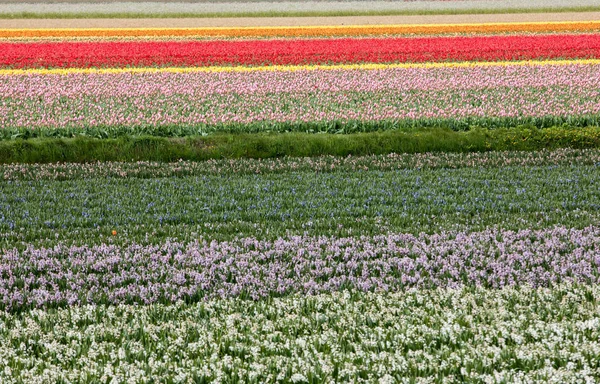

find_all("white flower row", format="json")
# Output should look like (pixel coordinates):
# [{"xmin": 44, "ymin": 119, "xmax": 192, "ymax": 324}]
[{"xmin": 1, "ymin": 285, "xmax": 599, "ymax": 383}]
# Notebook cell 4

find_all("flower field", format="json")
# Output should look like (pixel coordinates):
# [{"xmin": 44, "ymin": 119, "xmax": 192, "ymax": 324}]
[
  {"xmin": 2, "ymin": 23, "xmax": 600, "ymax": 139},
  {"xmin": 2, "ymin": 11, "xmax": 600, "ymax": 383}
]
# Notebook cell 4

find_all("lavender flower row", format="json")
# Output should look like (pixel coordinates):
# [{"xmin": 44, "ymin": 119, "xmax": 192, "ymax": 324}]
[
  {"xmin": 1, "ymin": 225, "xmax": 599, "ymax": 309},
  {"xmin": 2, "ymin": 63, "xmax": 600, "ymax": 131}
]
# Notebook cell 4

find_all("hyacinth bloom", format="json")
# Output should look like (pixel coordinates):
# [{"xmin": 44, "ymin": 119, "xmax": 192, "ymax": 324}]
[
  {"xmin": 2, "ymin": 15, "xmax": 600, "ymax": 382},
  {"xmin": 1, "ymin": 226, "xmax": 599, "ymax": 309}
]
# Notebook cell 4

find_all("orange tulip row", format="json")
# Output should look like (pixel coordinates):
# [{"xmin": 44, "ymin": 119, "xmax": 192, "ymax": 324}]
[{"xmin": 1, "ymin": 21, "xmax": 600, "ymax": 39}]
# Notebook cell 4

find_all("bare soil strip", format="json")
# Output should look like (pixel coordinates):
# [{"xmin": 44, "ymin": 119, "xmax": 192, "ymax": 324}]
[{"xmin": 2, "ymin": 12, "xmax": 600, "ymax": 28}]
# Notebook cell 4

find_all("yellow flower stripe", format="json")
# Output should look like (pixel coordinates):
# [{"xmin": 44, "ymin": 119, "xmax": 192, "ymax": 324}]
[
  {"xmin": 1, "ymin": 21, "xmax": 600, "ymax": 39},
  {"xmin": 1, "ymin": 59, "xmax": 599, "ymax": 76}
]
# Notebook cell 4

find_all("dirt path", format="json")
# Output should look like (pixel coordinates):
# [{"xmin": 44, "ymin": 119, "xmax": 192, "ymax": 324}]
[{"xmin": 2, "ymin": 12, "xmax": 600, "ymax": 28}]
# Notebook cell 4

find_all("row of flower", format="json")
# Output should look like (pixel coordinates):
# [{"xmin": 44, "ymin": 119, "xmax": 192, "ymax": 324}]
[
  {"xmin": 2, "ymin": 148, "xmax": 598, "ymax": 180},
  {"xmin": 3, "ymin": 34, "xmax": 600, "ymax": 69},
  {"xmin": 1, "ymin": 286, "xmax": 599, "ymax": 382},
  {"xmin": 2, "ymin": 161, "xmax": 598, "ymax": 241},
  {"xmin": 1, "ymin": 62, "xmax": 600, "ymax": 136},
  {"xmin": 2, "ymin": 226, "xmax": 600, "ymax": 309},
  {"xmin": 1, "ymin": 23, "xmax": 600, "ymax": 137},
  {"xmin": 2, "ymin": 21, "xmax": 599, "ymax": 39}
]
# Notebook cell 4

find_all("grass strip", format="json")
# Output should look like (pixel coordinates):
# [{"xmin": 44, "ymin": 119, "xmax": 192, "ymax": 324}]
[
  {"xmin": 1, "ymin": 126, "xmax": 600, "ymax": 164},
  {"xmin": 2, "ymin": 6, "xmax": 600, "ymax": 18}
]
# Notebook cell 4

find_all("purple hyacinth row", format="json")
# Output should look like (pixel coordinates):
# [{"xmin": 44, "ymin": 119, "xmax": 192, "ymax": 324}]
[
  {"xmin": 1, "ymin": 63, "xmax": 600, "ymax": 129},
  {"xmin": 1, "ymin": 225, "xmax": 599, "ymax": 309}
]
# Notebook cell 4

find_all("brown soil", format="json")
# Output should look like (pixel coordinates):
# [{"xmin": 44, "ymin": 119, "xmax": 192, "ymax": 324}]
[{"xmin": 2, "ymin": 12, "xmax": 600, "ymax": 28}]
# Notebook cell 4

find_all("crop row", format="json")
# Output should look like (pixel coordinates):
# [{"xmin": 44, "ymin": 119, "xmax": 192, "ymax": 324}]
[
  {"xmin": 2, "ymin": 63, "xmax": 600, "ymax": 135},
  {"xmin": 2, "ymin": 34, "xmax": 600, "ymax": 69},
  {"xmin": 1, "ymin": 163, "xmax": 599, "ymax": 246},
  {"xmin": 2, "ymin": 225, "xmax": 600, "ymax": 309},
  {"xmin": 2, "ymin": 21, "xmax": 600, "ymax": 39},
  {"xmin": 8, "ymin": 63, "xmax": 599, "ymax": 99},
  {"xmin": 3, "ymin": 148, "xmax": 599, "ymax": 181},
  {"xmin": 1, "ymin": 286, "xmax": 599, "ymax": 382}
]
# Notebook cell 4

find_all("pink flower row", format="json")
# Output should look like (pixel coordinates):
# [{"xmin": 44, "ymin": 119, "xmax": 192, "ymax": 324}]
[{"xmin": 1, "ymin": 63, "xmax": 599, "ymax": 130}]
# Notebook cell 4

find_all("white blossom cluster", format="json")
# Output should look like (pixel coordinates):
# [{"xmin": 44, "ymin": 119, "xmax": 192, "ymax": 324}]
[{"xmin": 1, "ymin": 285, "xmax": 599, "ymax": 383}]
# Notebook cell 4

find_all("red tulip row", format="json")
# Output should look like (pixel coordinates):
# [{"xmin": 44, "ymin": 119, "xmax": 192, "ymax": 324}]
[{"xmin": 2, "ymin": 33, "xmax": 600, "ymax": 69}]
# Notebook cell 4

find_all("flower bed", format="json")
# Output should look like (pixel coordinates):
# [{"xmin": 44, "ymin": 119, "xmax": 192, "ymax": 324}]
[
  {"xmin": 3, "ymin": 18, "xmax": 600, "ymax": 382},
  {"xmin": 2, "ymin": 34, "xmax": 600, "ymax": 69}
]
